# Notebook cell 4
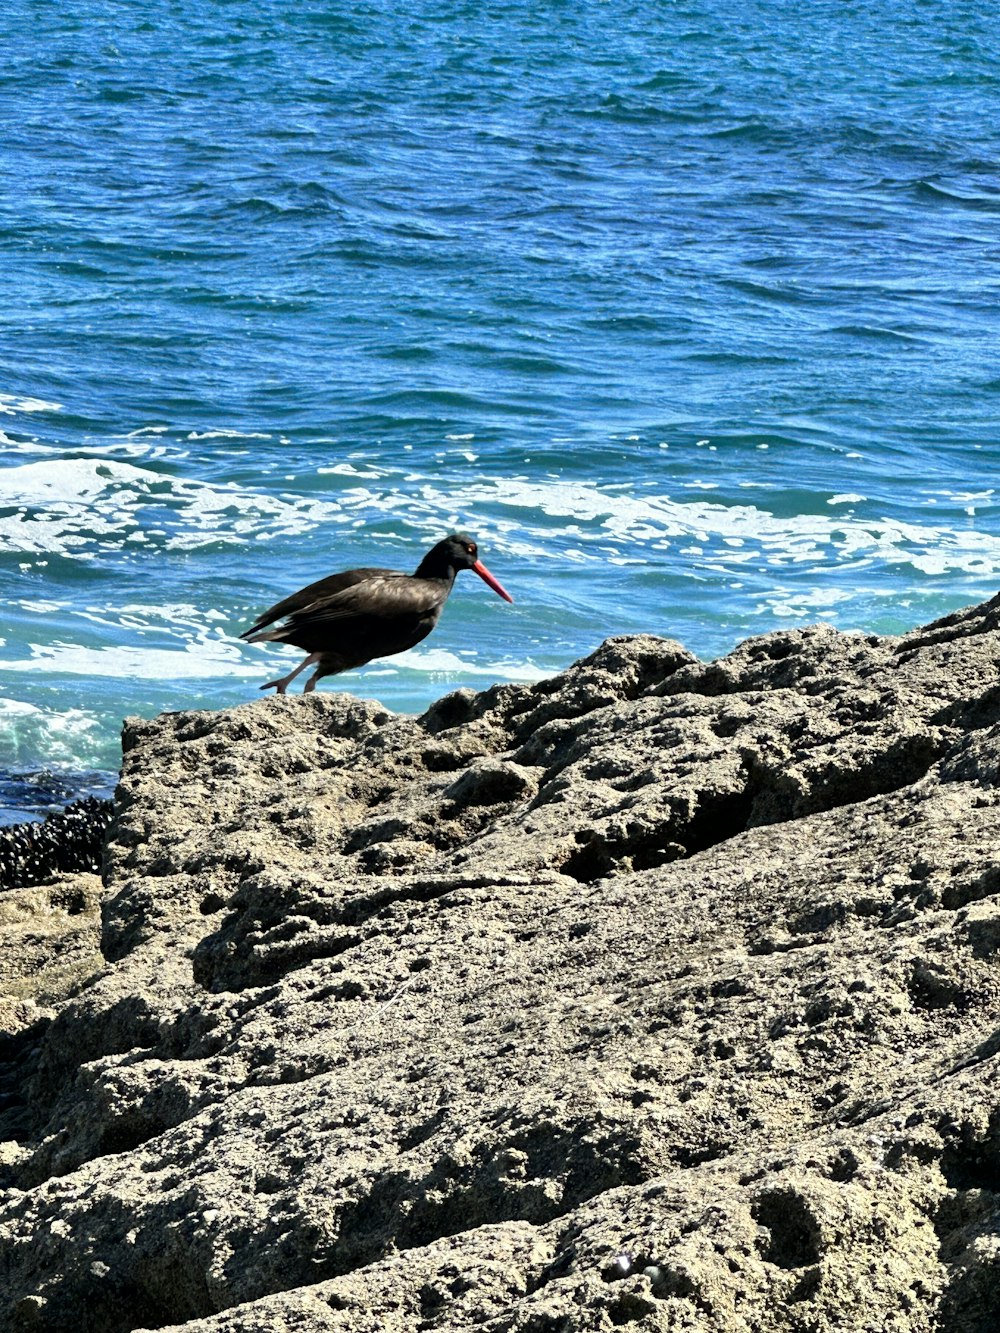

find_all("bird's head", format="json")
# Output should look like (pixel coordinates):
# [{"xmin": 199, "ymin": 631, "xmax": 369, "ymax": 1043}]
[
  {"xmin": 445, "ymin": 533, "xmax": 483, "ymax": 571},
  {"xmin": 426, "ymin": 533, "xmax": 514, "ymax": 602}
]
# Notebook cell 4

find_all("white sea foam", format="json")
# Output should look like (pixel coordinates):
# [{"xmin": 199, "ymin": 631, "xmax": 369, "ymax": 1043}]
[
  {"xmin": 0, "ymin": 394, "xmax": 61, "ymax": 416},
  {"xmin": 0, "ymin": 458, "xmax": 349, "ymax": 556},
  {"xmin": 4, "ymin": 458, "xmax": 999, "ymax": 589},
  {"xmin": 0, "ymin": 458, "xmax": 149, "ymax": 505},
  {"xmin": 0, "ymin": 639, "xmax": 257, "ymax": 681},
  {"xmin": 761, "ymin": 588, "xmax": 856, "ymax": 618},
  {"xmin": 317, "ymin": 463, "xmax": 384, "ymax": 478},
  {"xmin": 380, "ymin": 646, "xmax": 548, "ymax": 681},
  {"xmin": 186, "ymin": 430, "xmax": 273, "ymax": 441},
  {"xmin": 0, "ymin": 430, "xmax": 58, "ymax": 455},
  {"xmin": 0, "ymin": 698, "xmax": 103, "ymax": 768},
  {"xmin": 468, "ymin": 479, "xmax": 1000, "ymax": 579},
  {"xmin": 0, "ymin": 634, "xmax": 546, "ymax": 687}
]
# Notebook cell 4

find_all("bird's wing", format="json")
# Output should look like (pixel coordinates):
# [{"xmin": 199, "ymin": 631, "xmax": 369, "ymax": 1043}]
[
  {"xmin": 285, "ymin": 574, "xmax": 443, "ymax": 632},
  {"xmin": 241, "ymin": 567, "xmax": 399, "ymax": 639}
]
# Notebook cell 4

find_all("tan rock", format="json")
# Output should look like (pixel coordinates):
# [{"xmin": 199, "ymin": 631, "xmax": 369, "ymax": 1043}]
[{"xmin": 3, "ymin": 605, "xmax": 1000, "ymax": 1329}]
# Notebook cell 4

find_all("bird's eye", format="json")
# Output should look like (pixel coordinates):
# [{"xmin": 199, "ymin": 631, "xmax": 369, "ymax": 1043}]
[{"xmin": 465, "ymin": 542, "xmax": 476, "ymax": 555}]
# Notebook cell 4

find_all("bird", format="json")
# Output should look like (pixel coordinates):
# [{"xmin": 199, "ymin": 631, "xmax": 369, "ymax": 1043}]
[{"xmin": 241, "ymin": 532, "xmax": 514, "ymax": 694}]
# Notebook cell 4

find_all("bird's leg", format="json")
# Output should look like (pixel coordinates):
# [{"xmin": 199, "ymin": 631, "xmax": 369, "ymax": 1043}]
[
  {"xmin": 303, "ymin": 663, "xmax": 325, "ymax": 693},
  {"xmin": 260, "ymin": 651, "xmax": 320, "ymax": 694}
]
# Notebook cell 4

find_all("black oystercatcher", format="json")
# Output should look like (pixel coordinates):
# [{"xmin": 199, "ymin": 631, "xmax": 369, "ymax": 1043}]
[{"xmin": 241, "ymin": 532, "xmax": 514, "ymax": 694}]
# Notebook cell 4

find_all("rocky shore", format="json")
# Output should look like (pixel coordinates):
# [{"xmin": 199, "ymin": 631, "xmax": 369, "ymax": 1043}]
[{"xmin": 2, "ymin": 597, "xmax": 1000, "ymax": 1331}]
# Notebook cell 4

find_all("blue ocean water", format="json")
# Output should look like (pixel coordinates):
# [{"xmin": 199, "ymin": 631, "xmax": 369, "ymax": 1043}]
[{"xmin": 1, "ymin": 0, "xmax": 998, "ymax": 815}]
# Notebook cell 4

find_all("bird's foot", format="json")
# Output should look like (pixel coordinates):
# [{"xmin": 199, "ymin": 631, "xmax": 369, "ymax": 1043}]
[{"xmin": 259, "ymin": 678, "xmax": 288, "ymax": 694}]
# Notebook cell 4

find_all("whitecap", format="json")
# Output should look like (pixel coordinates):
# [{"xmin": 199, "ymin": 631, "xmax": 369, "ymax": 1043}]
[
  {"xmin": 390, "ymin": 646, "xmax": 549, "ymax": 681},
  {"xmin": 6, "ymin": 458, "xmax": 999, "ymax": 590},
  {"xmin": 758, "ymin": 588, "xmax": 856, "ymax": 618},
  {"xmin": 0, "ymin": 394, "xmax": 61, "ymax": 416},
  {"xmin": 317, "ymin": 463, "xmax": 385, "ymax": 478},
  {"xmin": 0, "ymin": 698, "xmax": 103, "ymax": 769},
  {"xmin": 186, "ymin": 430, "xmax": 274, "ymax": 441},
  {"xmin": 0, "ymin": 637, "xmax": 257, "ymax": 681},
  {"xmin": 454, "ymin": 478, "xmax": 1000, "ymax": 580},
  {"xmin": 0, "ymin": 458, "xmax": 351, "ymax": 557}
]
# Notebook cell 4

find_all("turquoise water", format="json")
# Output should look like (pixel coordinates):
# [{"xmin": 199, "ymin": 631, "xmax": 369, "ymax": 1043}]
[{"xmin": 2, "ymin": 0, "xmax": 999, "ymax": 808}]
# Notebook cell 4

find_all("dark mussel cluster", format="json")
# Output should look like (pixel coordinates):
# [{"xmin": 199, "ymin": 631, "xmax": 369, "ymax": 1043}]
[{"xmin": 0, "ymin": 797, "xmax": 114, "ymax": 891}]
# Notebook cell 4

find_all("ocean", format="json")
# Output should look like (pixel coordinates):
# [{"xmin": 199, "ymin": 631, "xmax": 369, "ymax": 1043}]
[{"xmin": 2, "ymin": 0, "xmax": 998, "ymax": 819}]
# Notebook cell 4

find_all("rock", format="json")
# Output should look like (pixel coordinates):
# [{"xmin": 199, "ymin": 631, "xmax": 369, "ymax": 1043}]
[
  {"xmin": 0, "ymin": 874, "xmax": 103, "ymax": 1148},
  {"xmin": 2, "ymin": 605, "xmax": 1000, "ymax": 1328}
]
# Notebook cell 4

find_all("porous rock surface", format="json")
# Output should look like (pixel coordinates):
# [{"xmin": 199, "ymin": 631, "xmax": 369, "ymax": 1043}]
[{"xmin": 3, "ymin": 598, "xmax": 1000, "ymax": 1331}]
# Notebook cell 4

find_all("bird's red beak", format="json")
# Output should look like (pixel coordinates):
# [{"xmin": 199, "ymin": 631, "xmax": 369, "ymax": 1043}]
[{"xmin": 472, "ymin": 560, "xmax": 514, "ymax": 603}]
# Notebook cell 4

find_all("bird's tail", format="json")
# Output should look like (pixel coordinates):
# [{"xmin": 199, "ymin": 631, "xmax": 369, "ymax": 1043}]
[{"xmin": 241, "ymin": 626, "xmax": 287, "ymax": 645}]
